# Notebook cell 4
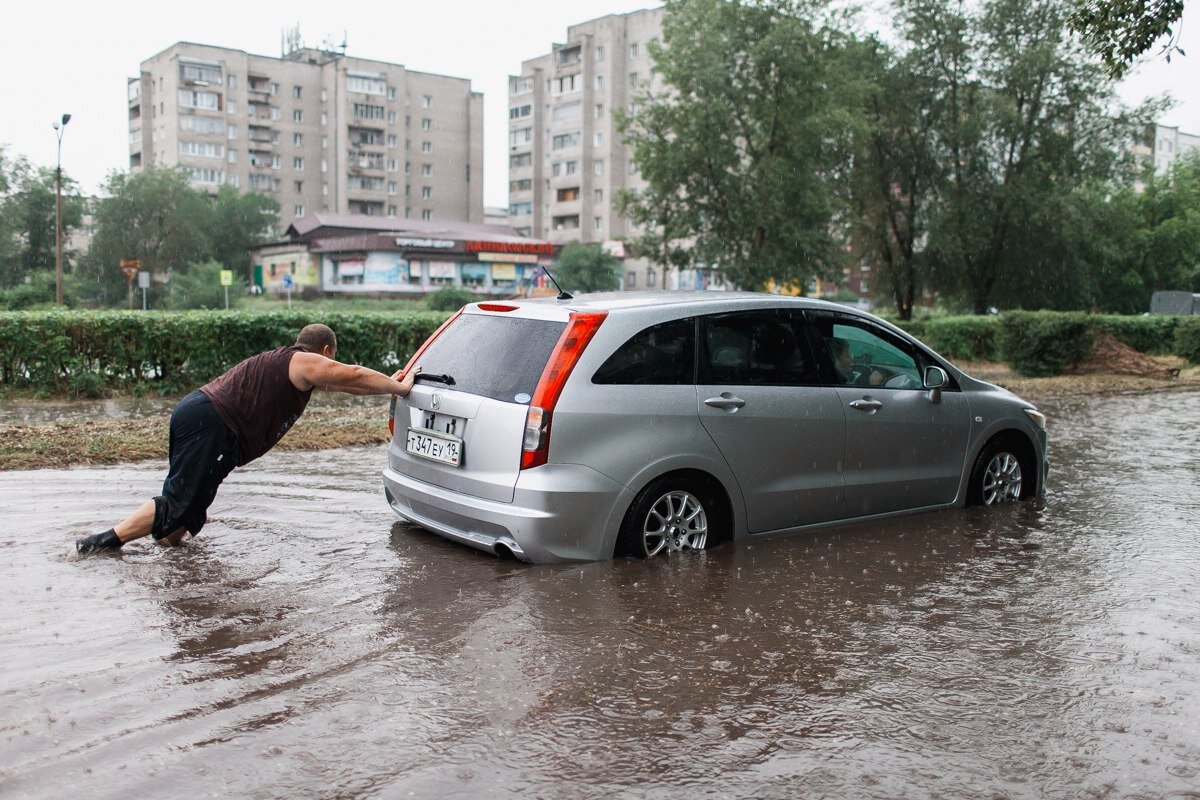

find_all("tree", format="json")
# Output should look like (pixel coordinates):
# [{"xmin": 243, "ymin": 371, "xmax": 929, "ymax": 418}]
[
  {"xmin": 845, "ymin": 40, "xmax": 942, "ymax": 319},
  {"xmin": 0, "ymin": 150, "xmax": 84, "ymax": 288},
  {"xmin": 79, "ymin": 167, "xmax": 279, "ymax": 307},
  {"xmin": 554, "ymin": 243, "xmax": 621, "ymax": 293},
  {"xmin": 1069, "ymin": 0, "xmax": 1186, "ymax": 78},
  {"xmin": 618, "ymin": 0, "xmax": 860, "ymax": 291},
  {"xmin": 899, "ymin": 0, "xmax": 1139, "ymax": 314}
]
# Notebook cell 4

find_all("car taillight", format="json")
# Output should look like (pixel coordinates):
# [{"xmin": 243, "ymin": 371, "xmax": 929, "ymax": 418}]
[
  {"xmin": 520, "ymin": 311, "xmax": 607, "ymax": 470},
  {"xmin": 388, "ymin": 394, "xmax": 396, "ymax": 437}
]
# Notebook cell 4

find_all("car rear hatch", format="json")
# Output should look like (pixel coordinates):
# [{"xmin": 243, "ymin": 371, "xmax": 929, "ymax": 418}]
[{"xmin": 389, "ymin": 303, "xmax": 569, "ymax": 503}]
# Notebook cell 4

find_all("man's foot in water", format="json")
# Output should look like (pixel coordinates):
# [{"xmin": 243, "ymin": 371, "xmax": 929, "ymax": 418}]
[{"xmin": 76, "ymin": 529, "xmax": 123, "ymax": 556}]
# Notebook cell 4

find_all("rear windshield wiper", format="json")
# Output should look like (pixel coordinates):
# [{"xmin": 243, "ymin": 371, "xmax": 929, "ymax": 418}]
[{"xmin": 418, "ymin": 372, "xmax": 456, "ymax": 386}]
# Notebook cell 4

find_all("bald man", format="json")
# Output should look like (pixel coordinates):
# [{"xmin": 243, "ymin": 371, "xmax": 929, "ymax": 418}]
[{"xmin": 76, "ymin": 324, "xmax": 419, "ymax": 555}]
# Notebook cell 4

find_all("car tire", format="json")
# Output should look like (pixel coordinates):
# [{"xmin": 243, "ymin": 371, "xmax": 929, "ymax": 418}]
[
  {"xmin": 967, "ymin": 435, "xmax": 1033, "ymax": 506},
  {"xmin": 616, "ymin": 476, "xmax": 713, "ymax": 559}
]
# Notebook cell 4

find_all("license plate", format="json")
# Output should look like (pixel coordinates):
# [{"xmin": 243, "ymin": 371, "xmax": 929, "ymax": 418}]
[{"xmin": 405, "ymin": 427, "xmax": 463, "ymax": 467}]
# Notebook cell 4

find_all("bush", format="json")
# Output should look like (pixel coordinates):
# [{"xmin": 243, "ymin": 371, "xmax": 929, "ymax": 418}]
[
  {"xmin": 1173, "ymin": 317, "xmax": 1200, "ymax": 363},
  {"xmin": 425, "ymin": 286, "xmax": 477, "ymax": 312},
  {"xmin": 160, "ymin": 260, "xmax": 241, "ymax": 311},
  {"xmin": 998, "ymin": 311, "xmax": 1094, "ymax": 377},
  {"xmin": 903, "ymin": 316, "xmax": 1000, "ymax": 361},
  {"xmin": 1090, "ymin": 314, "xmax": 1179, "ymax": 355},
  {"xmin": 0, "ymin": 271, "xmax": 80, "ymax": 310},
  {"xmin": 0, "ymin": 309, "xmax": 449, "ymax": 396}
]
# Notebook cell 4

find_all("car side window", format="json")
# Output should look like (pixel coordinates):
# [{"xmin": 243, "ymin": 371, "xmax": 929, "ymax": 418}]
[
  {"xmin": 700, "ymin": 309, "xmax": 819, "ymax": 386},
  {"xmin": 592, "ymin": 317, "xmax": 695, "ymax": 385},
  {"xmin": 811, "ymin": 315, "xmax": 924, "ymax": 390}
]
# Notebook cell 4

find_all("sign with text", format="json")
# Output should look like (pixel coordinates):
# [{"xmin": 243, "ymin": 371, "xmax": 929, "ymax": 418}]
[
  {"xmin": 465, "ymin": 240, "xmax": 555, "ymax": 256},
  {"xmin": 220, "ymin": 270, "xmax": 234, "ymax": 286},
  {"xmin": 394, "ymin": 237, "xmax": 455, "ymax": 249},
  {"xmin": 476, "ymin": 252, "xmax": 538, "ymax": 264}
]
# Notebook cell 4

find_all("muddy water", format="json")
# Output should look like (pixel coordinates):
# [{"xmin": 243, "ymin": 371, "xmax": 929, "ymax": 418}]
[{"xmin": 2, "ymin": 393, "xmax": 1199, "ymax": 799}]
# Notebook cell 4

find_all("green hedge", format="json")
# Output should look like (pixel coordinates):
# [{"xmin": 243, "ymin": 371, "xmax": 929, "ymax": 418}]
[{"xmin": 0, "ymin": 310, "xmax": 449, "ymax": 396}]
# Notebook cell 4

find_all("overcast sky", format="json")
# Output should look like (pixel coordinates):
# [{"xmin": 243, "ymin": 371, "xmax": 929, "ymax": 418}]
[{"xmin": 2, "ymin": 0, "xmax": 1196, "ymax": 209}]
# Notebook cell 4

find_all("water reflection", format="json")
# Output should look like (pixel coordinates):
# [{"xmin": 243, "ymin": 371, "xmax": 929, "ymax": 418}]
[{"xmin": 1, "ymin": 394, "xmax": 1199, "ymax": 798}]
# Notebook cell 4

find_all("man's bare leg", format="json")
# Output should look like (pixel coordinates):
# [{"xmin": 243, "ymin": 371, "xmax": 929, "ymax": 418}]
[
  {"xmin": 77, "ymin": 499, "xmax": 178, "ymax": 555},
  {"xmin": 113, "ymin": 500, "xmax": 157, "ymax": 544}
]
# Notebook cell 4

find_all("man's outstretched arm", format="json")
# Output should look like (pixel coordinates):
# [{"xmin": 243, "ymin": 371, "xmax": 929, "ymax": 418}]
[{"xmin": 290, "ymin": 353, "xmax": 419, "ymax": 396}]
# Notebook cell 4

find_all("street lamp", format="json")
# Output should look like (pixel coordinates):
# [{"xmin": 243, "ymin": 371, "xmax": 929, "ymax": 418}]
[{"xmin": 53, "ymin": 113, "xmax": 71, "ymax": 306}]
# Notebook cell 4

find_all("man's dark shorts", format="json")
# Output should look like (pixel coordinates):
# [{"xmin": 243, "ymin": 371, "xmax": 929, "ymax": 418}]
[{"xmin": 151, "ymin": 390, "xmax": 241, "ymax": 540}]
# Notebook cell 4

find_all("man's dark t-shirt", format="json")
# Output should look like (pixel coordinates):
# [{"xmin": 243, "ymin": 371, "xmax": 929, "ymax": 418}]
[{"xmin": 200, "ymin": 345, "xmax": 314, "ymax": 465}]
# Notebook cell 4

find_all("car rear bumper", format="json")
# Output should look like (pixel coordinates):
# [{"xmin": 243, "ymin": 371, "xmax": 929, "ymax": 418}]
[{"xmin": 382, "ymin": 463, "xmax": 630, "ymax": 563}]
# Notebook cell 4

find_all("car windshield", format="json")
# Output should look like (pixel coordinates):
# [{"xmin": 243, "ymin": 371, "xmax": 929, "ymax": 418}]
[{"xmin": 416, "ymin": 313, "xmax": 566, "ymax": 404}]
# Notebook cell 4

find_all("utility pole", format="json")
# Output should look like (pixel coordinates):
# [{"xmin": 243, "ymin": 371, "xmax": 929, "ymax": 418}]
[{"xmin": 52, "ymin": 113, "xmax": 72, "ymax": 306}]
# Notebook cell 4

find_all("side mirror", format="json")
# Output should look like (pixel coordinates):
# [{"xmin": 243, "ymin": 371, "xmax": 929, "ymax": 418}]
[{"xmin": 924, "ymin": 366, "xmax": 947, "ymax": 404}]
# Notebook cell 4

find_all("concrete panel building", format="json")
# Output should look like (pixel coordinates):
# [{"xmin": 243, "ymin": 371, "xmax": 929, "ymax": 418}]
[
  {"xmin": 508, "ymin": 8, "xmax": 668, "ymax": 290},
  {"xmin": 128, "ymin": 41, "xmax": 484, "ymax": 230},
  {"xmin": 1147, "ymin": 123, "xmax": 1200, "ymax": 174}
]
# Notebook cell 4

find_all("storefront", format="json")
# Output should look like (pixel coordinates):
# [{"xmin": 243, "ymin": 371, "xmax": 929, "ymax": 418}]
[{"xmin": 252, "ymin": 215, "xmax": 558, "ymax": 297}]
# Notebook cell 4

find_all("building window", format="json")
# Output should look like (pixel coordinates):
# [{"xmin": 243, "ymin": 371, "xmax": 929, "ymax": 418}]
[
  {"xmin": 293, "ymin": 109, "xmax": 303, "ymax": 123},
  {"xmin": 388, "ymin": 204, "xmax": 397, "ymax": 216},
  {"xmin": 293, "ymin": 86, "xmax": 302, "ymax": 99},
  {"xmin": 421, "ymin": 141, "xmax": 432, "ymax": 154},
  {"xmin": 510, "ymin": 179, "xmax": 532, "ymax": 192},
  {"xmin": 596, "ymin": 45, "xmax": 605, "ymax": 62},
  {"xmin": 347, "ymin": 75, "xmax": 386, "ymax": 95},
  {"xmin": 595, "ymin": 75, "xmax": 604, "ymax": 90},
  {"xmin": 422, "ymin": 164, "xmax": 432, "ymax": 176},
  {"xmin": 595, "ymin": 104, "xmax": 605, "ymax": 119},
  {"xmin": 421, "ymin": 186, "xmax": 432, "ymax": 199},
  {"xmin": 510, "ymin": 201, "xmax": 533, "ymax": 216},
  {"xmin": 294, "ymin": 157, "xmax": 304, "ymax": 171},
  {"xmin": 595, "ymin": 216, "xmax": 603, "ymax": 231},
  {"xmin": 405, "ymin": 161, "xmax": 411, "ymax": 176},
  {"xmin": 294, "ymin": 204, "xmax": 304, "ymax": 218},
  {"xmin": 178, "ymin": 90, "xmax": 219, "ymax": 110},
  {"xmin": 227, "ymin": 100, "xmax": 238, "ymax": 115},
  {"xmin": 510, "ymin": 127, "xmax": 533, "ymax": 146},
  {"xmin": 594, "ymin": 189, "xmax": 603, "ymax": 203},
  {"xmin": 647, "ymin": 268, "xmax": 657, "ymax": 288},
  {"xmin": 565, "ymin": 160, "xmax": 578, "ymax": 175},
  {"xmin": 422, "ymin": 209, "xmax": 432, "ymax": 220},
  {"xmin": 293, "ymin": 133, "xmax": 303, "ymax": 146},
  {"xmin": 179, "ymin": 140, "xmax": 224, "ymax": 158},
  {"xmin": 321, "ymin": 111, "xmax": 328, "ymax": 125},
  {"xmin": 387, "ymin": 86, "xmax": 397, "ymax": 100},
  {"xmin": 557, "ymin": 186, "xmax": 580, "ymax": 201},
  {"xmin": 388, "ymin": 134, "xmax": 398, "ymax": 148},
  {"xmin": 510, "ymin": 152, "xmax": 532, "ymax": 168},
  {"xmin": 630, "ymin": 73, "xmax": 639, "ymax": 88},
  {"xmin": 388, "ymin": 110, "xmax": 397, "ymax": 124},
  {"xmin": 321, "ymin": 158, "xmax": 327, "ymax": 172},
  {"xmin": 270, "ymin": 107, "xmax": 282, "ymax": 121},
  {"xmin": 227, "ymin": 124, "xmax": 238, "ymax": 140},
  {"xmin": 180, "ymin": 62, "xmax": 222, "ymax": 84},
  {"xmin": 552, "ymin": 131, "xmax": 581, "ymax": 150},
  {"xmin": 422, "ymin": 95, "xmax": 432, "ymax": 108},
  {"xmin": 552, "ymin": 214, "xmax": 580, "ymax": 230},
  {"xmin": 630, "ymin": 43, "xmax": 639, "ymax": 59},
  {"xmin": 294, "ymin": 180, "xmax": 303, "ymax": 192},
  {"xmin": 388, "ymin": 181, "xmax": 397, "ymax": 195},
  {"xmin": 227, "ymin": 149, "xmax": 238, "ymax": 164},
  {"xmin": 421, "ymin": 118, "xmax": 432, "ymax": 131},
  {"xmin": 227, "ymin": 75, "xmax": 237, "ymax": 90},
  {"xmin": 388, "ymin": 158, "xmax": 398, "ymax": 171},
  {"xmin": 626, "ymin": 271, "xmax": 637, "ymax": 288},
  {"xmin": 271, "ymin": 82, "xmax": 279, "ymax": 95},
  {"xmin": 510, "ymin": 104, "xmax": 532, "ymax": 120},
  {"xmin": 594, "ymin": 132, "xmax": 603, "ymax": 146},
  {"xmin": 594, "ymin": 160, "xmax": 604, "ymax": 175},
  {"xmin": 353, "ymin": 103, "xmax": 385, "ymax": 120},
  {"xmin": 510, "ymin": 77, "xmax": 533, "ymax": 94},
  {"xmin": 321, "ymin": 136, "xmax": 328, "ymax": 149},
  {"xmin": 553, "ymin": 74, "xmax": 581, "ymax": 94}
]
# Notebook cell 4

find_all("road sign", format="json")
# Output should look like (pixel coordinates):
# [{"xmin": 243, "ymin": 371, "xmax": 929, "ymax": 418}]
[
  {"xmin": 120, "ymin": 258, "xmax": 141, "ymax": 282},
  {"xmin": 137, "ymin": 271, "xmax": 150, "ymax": 289},
  {"xmin": 282, "ymin": 273, "xmax": 294, "ymax": 289},
  {"xmin": 220, "ymin": 270, "xmax": 234, "ymax": 286}
]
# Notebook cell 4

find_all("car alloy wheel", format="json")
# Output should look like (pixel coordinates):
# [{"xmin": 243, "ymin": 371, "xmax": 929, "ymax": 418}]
[
  {"xmin": 981, "ymin": 451, "xmax": 1023, "ymax": 505},
  {"xmin": 642, "ymin": 490, "xmax": 708, "ymax": 557}
]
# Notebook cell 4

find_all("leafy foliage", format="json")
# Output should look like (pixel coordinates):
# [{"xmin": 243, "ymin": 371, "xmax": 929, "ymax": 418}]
[
  {"xmin": 1069, "ymin": 0, "xmax": 1185, "ymax": 78},
  {"xmin": 618, "ymin": 0, "xmax": 857, "ymax": 290},
  {"xmin": 77, "ymin": 167, "xmax": 278, "ymax": 307},
  {"xmin": 997, "ymin": 311, "xmax": 1096, "ymax": 376},
  {"xmin": 160, "ymin": 260, "xmax": 242, "ymax": 310},
  {"xmin": 425, "ymin": 286, "xmax": 478, "ymax": 312},
  {"xmin": 555, "ymin": 243, "xmax": 621, "ymax": 293},
  {"xmin": 0, "ymin": 310, "xmax": 447, "ymax": 395},
  {"xmin": 0, "ymin": 149, "xmax": 85, "ymax": 289}
]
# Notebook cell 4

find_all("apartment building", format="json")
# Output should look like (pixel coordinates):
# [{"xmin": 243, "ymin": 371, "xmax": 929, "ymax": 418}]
[
  {"xmin": 128, "ymin": 41, "xmax": 484, "ymax": 229},
  {"xmin": 508, "ymin": 7, "xmax": 667, "ymax": 290},
  {"xmin": 1147, "ymin": 123, "xmax": 1200, "ymax": 174}
]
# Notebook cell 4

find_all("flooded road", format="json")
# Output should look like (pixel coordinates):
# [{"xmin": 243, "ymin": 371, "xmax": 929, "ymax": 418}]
[{"xmin": 2, "ymin": 392, "xmax": 1199, "ymax": 798}]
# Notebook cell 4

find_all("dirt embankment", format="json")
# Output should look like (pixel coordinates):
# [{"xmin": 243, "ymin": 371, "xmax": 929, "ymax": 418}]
[{"xmin": 0, "ymin": 405, "xmax": 391, "ymax": 471}]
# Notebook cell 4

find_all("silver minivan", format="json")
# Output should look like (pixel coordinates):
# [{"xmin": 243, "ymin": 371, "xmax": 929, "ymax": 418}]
[{"xmin": 382, "ymin": 292, "xmax": 1048, "ymax": 563}]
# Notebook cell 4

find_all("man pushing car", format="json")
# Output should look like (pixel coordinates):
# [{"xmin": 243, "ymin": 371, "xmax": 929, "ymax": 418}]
[{"xmin": 76, "ymin": 323, "xmax": 419, "ymax": 555}]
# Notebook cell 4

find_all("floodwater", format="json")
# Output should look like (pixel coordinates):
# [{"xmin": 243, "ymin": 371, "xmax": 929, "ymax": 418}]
[{"xmin": 2, "ymin": 393, "xmax": 1199, "ymax": 799}]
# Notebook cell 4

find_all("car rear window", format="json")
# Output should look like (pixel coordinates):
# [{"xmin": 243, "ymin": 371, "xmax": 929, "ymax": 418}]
[{"xmin": 415, "ymin": 313, "xmax": 566, "ymax": 404}]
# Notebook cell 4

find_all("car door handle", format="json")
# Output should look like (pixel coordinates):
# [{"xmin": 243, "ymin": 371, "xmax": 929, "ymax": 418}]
[
  {"xmin": 849, "ymin": 399, "xmax": 883, "ymax": 412},
  {"xmin": 704, "ymin": 394, "xmax": 746, "ymax": 411}
]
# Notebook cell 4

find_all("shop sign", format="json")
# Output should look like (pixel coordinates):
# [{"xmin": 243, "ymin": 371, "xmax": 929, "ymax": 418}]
[
  {"xmin": 466, "ymin": 240, "xmax": 555, "ymax": 255},
  {"xmin": 476, "ymin": 252, "xmax": 538, "ymax": 264},
  {"xmin": 395, "ymin": 237, "xmax": 455, "ymax": 249}
]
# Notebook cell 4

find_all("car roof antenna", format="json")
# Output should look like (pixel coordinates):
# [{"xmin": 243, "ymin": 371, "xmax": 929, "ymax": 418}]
[{"xmin": 541, "ymin": 265, "xmax": 573, "ymax": 301}]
